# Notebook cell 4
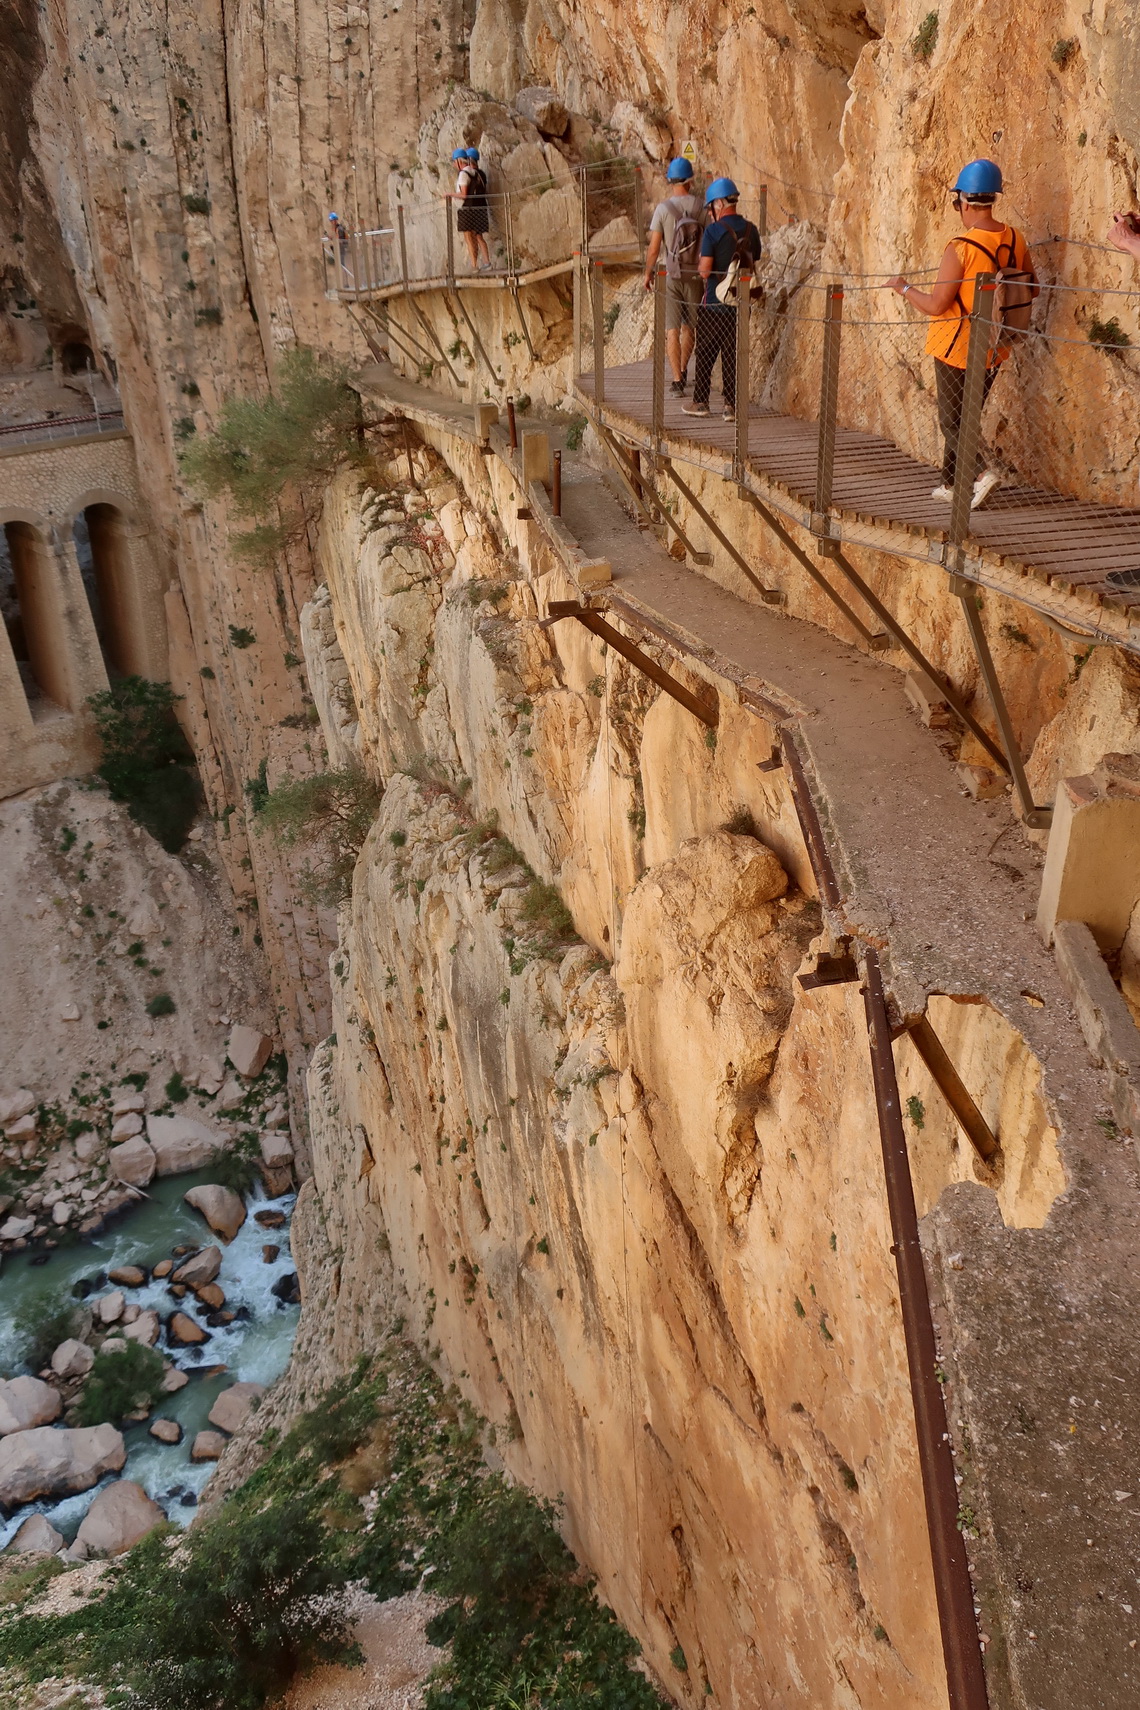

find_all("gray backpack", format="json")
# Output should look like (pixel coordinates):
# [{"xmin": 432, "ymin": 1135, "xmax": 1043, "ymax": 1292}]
[{"xmin": 664, "ymin": 198, "xmax": 702, "ymax": 279}]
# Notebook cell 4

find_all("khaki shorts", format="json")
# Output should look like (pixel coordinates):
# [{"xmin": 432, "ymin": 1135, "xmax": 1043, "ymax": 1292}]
[{"xmin": 664, "ymin": 275, "xmax": 703, "ymax": 332}]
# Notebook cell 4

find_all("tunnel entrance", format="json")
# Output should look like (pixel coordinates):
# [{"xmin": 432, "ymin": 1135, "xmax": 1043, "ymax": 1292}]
[
  {"xmin": 60, "ymin": 339, "xmax": 95, "ymax": 375},
  {"xmin": 74, "ymin": 504, "xmax": 135, "ymax": 679},
  {"xmin": 1, "ymin": 522, "xmax": 70, "ymax": 716}
]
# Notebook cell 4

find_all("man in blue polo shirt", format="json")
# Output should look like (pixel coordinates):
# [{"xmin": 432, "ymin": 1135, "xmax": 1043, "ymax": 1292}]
[{"xmin": 682, "ymin": 178, "xmax": 761, "ymax": 423}]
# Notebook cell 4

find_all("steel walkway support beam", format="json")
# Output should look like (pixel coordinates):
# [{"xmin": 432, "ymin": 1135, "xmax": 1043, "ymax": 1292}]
[
  {"xmin": 446, "ymin": 290, "xmax": 498, "ymax": 385},
  {"xmin": 659, "ymin": 458, "xmax": 783, "ymax": 605},
  {"xmin": 955, "ymin": 586, "xmax": 1052, "ymax": 828},
  {"xmin": 905, "ymin": 1016, "xmax": 1000, "ymax": 1163},
  {"xmin": 736, "ymin": 485, "xmax": 887, "ymax": 650},
  {"xmin": 544, "ymin": 601, "xmax": 718, "ymax": 727}
]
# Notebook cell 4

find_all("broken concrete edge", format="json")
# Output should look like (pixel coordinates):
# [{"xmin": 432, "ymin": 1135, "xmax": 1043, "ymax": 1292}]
[{"xmin": 1051, "ymin": 921, "xmax": 1140, "ymax": 1134}]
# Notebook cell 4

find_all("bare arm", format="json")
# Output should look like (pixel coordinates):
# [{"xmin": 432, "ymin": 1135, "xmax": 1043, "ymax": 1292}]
[
  {"xmin": 643, "ymin": 229, "xmax": 663, "ymax": 287},
  {"xmin": 698, "ymin": 253, "xmax": 714, "ymax": 280},
  {"xmin": 885, "ymin": 241, "xmax": 964, "ymax": 316}
]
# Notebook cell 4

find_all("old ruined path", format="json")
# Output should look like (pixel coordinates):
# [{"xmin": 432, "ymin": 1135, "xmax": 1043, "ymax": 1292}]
[{"xmin": 359, "ymin": 360, "xmax": 1140, "ymax": 1710}]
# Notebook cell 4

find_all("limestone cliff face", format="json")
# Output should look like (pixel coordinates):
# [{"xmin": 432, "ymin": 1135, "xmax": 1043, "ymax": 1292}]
[{"xmin": 282, "ymin": 445, "xmax": 1068, "ymax": 1706}]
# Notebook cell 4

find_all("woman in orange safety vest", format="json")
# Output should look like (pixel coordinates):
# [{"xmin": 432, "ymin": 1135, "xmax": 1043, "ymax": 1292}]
[{"xmin": 885, "ymin": 159, "xmax": 1037, "ymax": 511}]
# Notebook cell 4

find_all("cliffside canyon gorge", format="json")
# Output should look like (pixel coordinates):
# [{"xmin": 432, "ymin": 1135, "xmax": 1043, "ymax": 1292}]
[{"xmin": 3, "ymin": 3, "xmax": 1140, "ymax": 1709}]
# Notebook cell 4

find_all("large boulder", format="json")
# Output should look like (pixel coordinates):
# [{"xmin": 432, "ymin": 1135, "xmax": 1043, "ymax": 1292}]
[
  {"xmin": 259, "ymin": 1131, "xmax": 294, "ymax": 1171},
  {"xmin": 226, "ymin": 1025, "xmax": 273, "ymax": 1080},
  {"xmin": 0, "ymin": 1424, "xmax": 125, "ymax": 1506},
  {"xmin": 0, "ymin": 1215, "xmax": 35, "ymax": 1240},
  {"xmin": 149, "ymin": 1417, "xmax": 182, "ymax": 1444},
  {"xmin": 0, "ymin": 1376, "xmax": 62, "ymax": 1435},
  {"xmin": 95, "ymin": 1290, "xmax": 125, "ymax": 1326},
  {"xmin": 184, "ymin": 1185, "xmax": 246, "ymax": 1243},
  {"xmin": 108, "ymin": 1135, "xmax": 156, "ymax": 1188},
  {"xmin": 167, "ymin": 1311, "xmax": 208, "ymax": 1346},
  {"xmin": 51, "ymin": 1339, "xmax": 95, "ymax": 1381},
  {"xmin": 75, "ymin": 1480, "xmax": 164, "ymax": 1556},
  {"xmin": 0, "ymin": 1088, "xmax": 36, "ymax": 1127},
  {"xmin": 111, "ymin": 1112, "xmax": 144, "ymax": 1142},
  {"xmin": 8, "ymin": 1513, "xmax": 65, "ymax": 1554},
  {"xmin": 108, "ymin": 1265, "xmax": 147, "ymax": 1287},
  {"xmin": 172, "ymin": 1245, "xmax": 222, "ymax": 1287},
  {"xmin": 146, "ymin": 1114, "xmax": 220, "ymax": 1176},
  {"xmin": 207, "ymin": 1382, "xmax": 266, "ymax": 1436},
  {"xmin": 190, "ymin": 1429, "xmax": 227, "ymax": 1462},
  {"xmin": 122, "ymin": 1309, "xmax": 160, "ymax": 1347},
  {"xmin": 513, "ymin": 86, "xmax": 570, "ymax": 137}
]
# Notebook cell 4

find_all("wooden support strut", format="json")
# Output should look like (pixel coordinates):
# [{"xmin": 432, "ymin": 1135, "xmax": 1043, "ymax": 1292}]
[
  {"xmin": 447, "ymin": 288, "xmax": 499, "ymax": 384},
  {"xmin": 905, "ymin": 1016, "xmax": 1000, "ymax": 1162},
  {"xmin": 545, "ymin": 600, "xmax": 719, "ymax": 727}
]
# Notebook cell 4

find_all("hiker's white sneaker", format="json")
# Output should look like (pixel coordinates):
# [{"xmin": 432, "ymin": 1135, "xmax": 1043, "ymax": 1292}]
[
  {"xmin": 930, "ymin": 485, "xmax": 954, "ymax": 503},
  {"xmin": 971, "ymin": 469, "xmax": 1001, "ymax": 510},
  {"xmin": 682, "ymin": 403, "xmax": 710, "ymax": 417}
]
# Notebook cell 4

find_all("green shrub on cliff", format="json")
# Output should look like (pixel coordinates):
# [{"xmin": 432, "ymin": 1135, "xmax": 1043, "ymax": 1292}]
[
  {"xmin": 87, "ymin": 677, "xmax": 199, "ymax": 852},
  {"xmin": 179, "ymin": 346, "xmax": 366, "ymax": 565},
  {"xmin": 255, "ymin": 764, "xmax": 382, "ymax": 907}
]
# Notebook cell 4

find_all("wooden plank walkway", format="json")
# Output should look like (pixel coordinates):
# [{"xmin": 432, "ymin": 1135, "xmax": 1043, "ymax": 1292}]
[{"xmin": 577, "ymin": 358, "xmax": 1140, "ymax": 625}]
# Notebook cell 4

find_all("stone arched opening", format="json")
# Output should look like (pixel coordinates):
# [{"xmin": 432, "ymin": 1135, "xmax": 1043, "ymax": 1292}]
[
  {"xmin": 73, "ymin": 500, "xmax": 141, "ymax": 679},
  {"xmin": 60, "ymin": 340, "xmax": 95, "ymax": 375},
  {"xmin": 0, "ymin": 520, "xmax": 71, "ymax": 715}
]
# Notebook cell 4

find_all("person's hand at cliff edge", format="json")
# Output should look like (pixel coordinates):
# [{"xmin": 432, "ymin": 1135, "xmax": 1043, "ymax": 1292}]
[{"xmin": 1109, "ymin": 212, "xmax": 1140, "ymax": 261}]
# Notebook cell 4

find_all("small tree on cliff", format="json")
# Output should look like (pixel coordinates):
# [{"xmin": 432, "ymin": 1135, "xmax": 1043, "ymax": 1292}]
[
  {"xmin": 180, "ymin": 346, "xmax": 367, "ymax": 564},
  {"xmin": 255, "ymin": 764, "xmax": 382, "ymax": 907}
]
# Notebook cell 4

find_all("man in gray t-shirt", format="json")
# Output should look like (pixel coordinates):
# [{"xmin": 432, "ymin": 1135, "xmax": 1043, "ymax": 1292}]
[{"xmin": 643, "ymin": 159, "xmax": 705, "ymax": 395}]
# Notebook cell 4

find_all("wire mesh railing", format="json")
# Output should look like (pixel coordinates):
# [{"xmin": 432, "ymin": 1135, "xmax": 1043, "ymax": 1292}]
[
  {"xmin": 0, "ymin": 409, "xmax": 126, "ymax": 448},
  {"xmin": 323, "ymin": 159, "xmax": 645, "ymax": 297}
]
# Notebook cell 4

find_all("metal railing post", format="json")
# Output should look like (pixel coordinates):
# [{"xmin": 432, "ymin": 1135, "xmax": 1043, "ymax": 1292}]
[
  {"xmin": 652, "ymin": 265, "xmax": 666, "ymax": 452},
  {"xmin": 947, "ymin": 273, "xmax": 994, "ymax": 561},
  {"xmin": 397, "ymin": 204, "xmax": 409, "ymax": 296},
  {"xmin": 573, "ymin": 250, "xmax": 583, "ymax": 382},
  {"xmin": 634, "ymin": 166, "xmax": 646, "ymax": 267},
  {"xmin": 553, "ymin": 450, "xmax": 562, "ymax": 516},
  {"xmin": 348, "ymin": 228, "xmax": 364, "ymax": 295},
  {"xmin": 505, "ymin": 190, "xmax": 515, "ymax": 278},
  {"xmin": 814, "ymin": 284, "xmax": 844, "ymax": 553},
  {"xmin": 735, "ymin": 273, "xmax": 751, "ymax": 473},
  {"xmin": 444, "ymin": 195, "xmax": 455, "ymax": 284},
  {"xmin": 592, "ymin": 259, "xmax": 605, "ymax": 410},
  {"xmin": 580, "ymin": 169, "xmax": 590, "ymax": 254},
  {"xmin": 758, "ymin": 186, "xmax": 768, "ymax": 241}
]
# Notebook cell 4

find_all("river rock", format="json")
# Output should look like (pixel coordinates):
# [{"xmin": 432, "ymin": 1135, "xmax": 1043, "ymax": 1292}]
[
  {"xmin": 0, "ymin": 1088, "xmax": 36, "ymax": 1127},
  {"xmin": 51, "ymin": 1338, "xmax": 95, "ymax": 1380},
  {"xmin": 160, "ymin": 1366, "xmax": 189, "ymax": 1393},
  {"xmin": 168, "ymin": 1311, "xmax": 208, "ymax": 1346},
  {"xmin": 149, "ymin": 1417, "xmax": 182, "ymax": 1444},
  {"xmin": 146, "ymin": 1113, "xmax": 220, "ymax": 1175},
  {"xmin": 0, "ymin": 1423, "xmax": 125, "ymax": 1505},
  {"xmin": 190, "ymin": 1429, "xmax": 227, "ymax": 1461},
  {"xmin": 74, "ymin": 1130, "xmax": 104, "ymax": 1163},
  {"xmin": 195, "ymin": 1282, "xmax": 224, "ymax": 1309},
  {"xmin": 0, "ymin": 1215, "xmax": 35, "ymax": 1240},
  {"xmin": 151, "ymin": 1258, "xmax": 173, "ymax": 1278},
  {"xmin": 172, "ymin": 1245, "xmax": 222, "ymax": 1287},
  {"xmin": 0, "ymin": 1376, "xmax": 62, "ymax": 1435},
  {"xmin": 184, "ymin": 1185, "xmax": 246, "ymax": 1242},
  {"xmin": 75, "ymin": 1480, "xmax": 164, "ymax": 1555},
  {"xmin": 8, "ymin": 1513, "xmax": 64, "ymax": 1554},
  {"xmin": 111, "ymin": 1112, "xmax": 144, "ymax": 1142},
  {"xmin": 207, "ymin": 1381, "xmax": 266, "ymax": 1436},
  {"xmin": 109, "ymin": 1265, "xmax": 147, "ymax": 1287},
  {"xmin": 514, "ymin": 85, "xmax": 571, "ymax": 136},
  {"xmin": 271, "ymin": 1272, "xmax": 300, "ymax": 1305},
  {"xmin": 226, "ymin": 1024, "xmax": 273, "ymax": 1080},
  {"xmin": 259, "ymin": 1131, "xmax": 293, "ymax": 1170},
  {"xmin": 262, "ymin": 1244, "xmax": 280, "ymax": 1263},
  {"xmin": 96, "ymin": 1290, "xmax": 125, "ymax": 1326},
  {"xmin": 122, "ymin": 1309, "xmax": 160, "ymax": 1347},
  {"xmin": 108, "ymin": 1135, "xmax": 157, "ymax": 1188},
  {"xmin": 254, "ymin": 1209, "xmax": 286, "ymax": 1229},
  {"xmin": 51, "ymin": 1201, "xmax": 75, "ymax": 1225}
]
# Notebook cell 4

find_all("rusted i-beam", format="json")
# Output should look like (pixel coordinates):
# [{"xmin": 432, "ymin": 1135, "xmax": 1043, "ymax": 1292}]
[
  {"xmin": 544, "ymin": 601, "xmax": 718, "ymax": 727},
  {"xmin": 906, "ymin": 1016, "xmax": 1000, "ymax": 1162}
]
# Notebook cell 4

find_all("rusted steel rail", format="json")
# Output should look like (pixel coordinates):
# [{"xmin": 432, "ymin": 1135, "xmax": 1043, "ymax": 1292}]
[{"xmin": 780, "ymin": 728, "xmax": 990, "ymax": 1710}]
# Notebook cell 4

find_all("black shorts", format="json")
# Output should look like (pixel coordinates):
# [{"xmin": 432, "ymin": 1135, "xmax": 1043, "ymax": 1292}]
[{"xmin": 456, "ymin": 205, "xmax": 489, "ymax": 234}]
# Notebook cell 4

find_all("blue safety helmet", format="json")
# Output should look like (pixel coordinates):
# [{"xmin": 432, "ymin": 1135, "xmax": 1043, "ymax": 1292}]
[
  {"xmin": 666, "ymin": 157, "xmax": 694, "ymax": 182},
  {"xmin": 705, "ymin": 176, "xmax": 739, "ymax": 205},
  {"xmin": 328, "ymin": 212, "xmax": 339, "ymax": 220},
  {"xmin": 952, "ymin": 159, "xmax": 1003, "ymax": 197},
  {"xmin": 452, "ymin": 147, "xmax": 468, "ymax": 161},
  {"xmin": 465, "ymin": 147, "xmax": 480, "ymax": 161}
]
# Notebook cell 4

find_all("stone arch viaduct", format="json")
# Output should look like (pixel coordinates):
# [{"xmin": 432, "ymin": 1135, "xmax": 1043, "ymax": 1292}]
[{"xmin": 0, "ymin": 425, "xmax": 169, "ymax": 797}]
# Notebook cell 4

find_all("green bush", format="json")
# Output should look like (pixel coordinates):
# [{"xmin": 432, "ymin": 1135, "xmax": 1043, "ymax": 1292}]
[
  {"xmin": 180, "ymin": 346, "xmax": 366, "ymax": 563},
  {"xmin": 912, "ymin": 10, "xmax": 938, "ymax": 57},
  {"xmin": 87, "ymin": 677, "xmax": 199, "ymax": 852},
  {"xmin": 205, "ymin": 1141, "xmax": 259, "ymax": 1198},
  {"xmin": 73, "ymin": 1343, "xmax": 166, "ymax": 1427},
  {"xmin": 146, "ymin": 993, "xmax": 176, "ymax": 1017},
  {"xmin": 1087, "ymin": 314, "xmax": 1132, "ymax": 350},
  {"xmin": 10, "ymin": 1297, "xmax": 82, "ymax": 1374},
  {"xmin": 255, "ymin": 765, "xmax": 382, "ymax": 907}
]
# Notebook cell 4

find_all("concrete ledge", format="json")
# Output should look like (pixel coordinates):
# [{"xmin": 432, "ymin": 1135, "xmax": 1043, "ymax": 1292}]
[{"xmin": 1052, "ymin": 919, "xmax": 1140, "ymax": 1132}]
